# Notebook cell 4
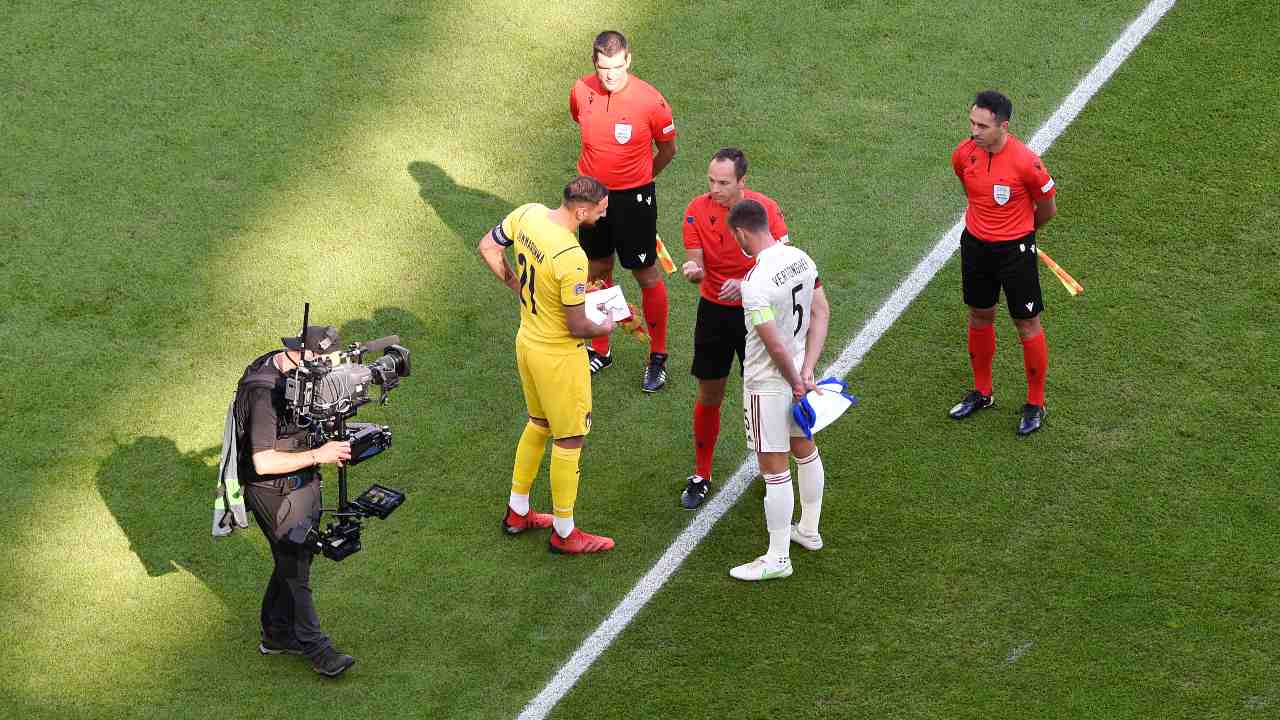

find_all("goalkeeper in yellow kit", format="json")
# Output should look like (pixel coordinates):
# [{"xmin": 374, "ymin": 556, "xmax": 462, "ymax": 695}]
[{"xmin": 478, "ymin": 175, "xmax": 618, "ymax": 554}]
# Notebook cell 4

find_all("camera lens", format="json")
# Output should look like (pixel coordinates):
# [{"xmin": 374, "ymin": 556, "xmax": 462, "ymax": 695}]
[{"xmin": 369, "ymin": 346, "xmax": 410, "ymax": 380}]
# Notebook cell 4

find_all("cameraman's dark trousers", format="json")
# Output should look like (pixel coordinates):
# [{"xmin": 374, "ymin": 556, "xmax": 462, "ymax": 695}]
[{"xmin": 244, "ymin": 472, "xmax": 331, "ymax": 659}]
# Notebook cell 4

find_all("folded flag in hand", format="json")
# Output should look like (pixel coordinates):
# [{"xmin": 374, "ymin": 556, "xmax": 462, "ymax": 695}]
[
  {"xmin": 619, "ymin": 303, "xmax": 649, "ymax": 343},
  {"xmin": 792, "ymin": 377, "xmax": 860, "ymax": 439}
]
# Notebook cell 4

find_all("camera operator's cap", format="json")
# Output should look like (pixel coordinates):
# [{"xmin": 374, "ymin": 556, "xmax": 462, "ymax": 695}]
[{"xmin": 282, "ymin": 325, "xmax": 342, "ymax": 354}]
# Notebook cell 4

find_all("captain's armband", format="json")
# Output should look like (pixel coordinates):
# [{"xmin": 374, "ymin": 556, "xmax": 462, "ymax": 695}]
[
  {"xmin": 490, "ymin": 224, "xmax": 513, "ymax": 247},
  {"xmin": 747, "ymin": 307, "xmax": 775, "ymax": 326}
]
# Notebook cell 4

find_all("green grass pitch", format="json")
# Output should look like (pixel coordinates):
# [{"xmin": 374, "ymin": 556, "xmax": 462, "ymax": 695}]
[{"xmin": 2, "ymin": 1, "xmax": 1276, "ymax": 718}]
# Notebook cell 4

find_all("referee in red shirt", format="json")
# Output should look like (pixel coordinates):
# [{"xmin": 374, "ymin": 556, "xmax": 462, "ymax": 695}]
[
  {"xmin": 948, "ymin": 90, "xmax": 1057, "ymax": 435},
  {"xmin": 570, "ymin": 30, "xmax": 677, "ymax": 392},
  {"xmin": 678, "ymin": 148, "xmax": 789, "ymax": 508}
]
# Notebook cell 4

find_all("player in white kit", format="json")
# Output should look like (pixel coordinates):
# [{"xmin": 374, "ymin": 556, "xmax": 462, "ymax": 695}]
[{"xmin": 727, "ymin": 199, "xmax": 831, "ymax": 581}]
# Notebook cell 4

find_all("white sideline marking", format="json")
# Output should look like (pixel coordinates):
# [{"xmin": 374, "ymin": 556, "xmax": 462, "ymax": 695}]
[{"xmin": 518, "ymin": 2, "xmax": 1175, "ymax": 717}]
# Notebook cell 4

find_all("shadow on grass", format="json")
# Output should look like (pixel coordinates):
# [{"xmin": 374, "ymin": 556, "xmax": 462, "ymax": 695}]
[
  {"xmin": 95, "ymin": 436, "xmax": 262, "ymax": 606},
  {"xmin": 338, "ymin": 306, "xmax": 428, "ymax": 352},
  {"xmin": 408, "ymin": 160, "xmax": 512, "ymax": 244}
]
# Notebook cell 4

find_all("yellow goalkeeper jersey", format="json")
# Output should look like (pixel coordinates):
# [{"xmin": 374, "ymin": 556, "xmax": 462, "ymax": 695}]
[{"xmin": 491, "ymin": 203, "xmax": 589, "ymax": 352}]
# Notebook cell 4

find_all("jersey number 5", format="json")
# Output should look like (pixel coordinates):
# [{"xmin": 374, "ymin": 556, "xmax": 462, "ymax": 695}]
[
  {"xmin": 791, "ymin": 284, "xmax": 804, "ymax": 337},
  {"xmin": 517, "ymin": 253, "xmax": 538, "ymax": 315}
]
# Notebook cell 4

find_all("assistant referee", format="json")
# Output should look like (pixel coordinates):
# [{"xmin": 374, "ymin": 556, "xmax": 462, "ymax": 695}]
[
  {"xmin": 948, "ymin": 90, "xmax": 1058, "ymax": 436},
  {"xmin": 570, "ymin": 30, "xmax": 678, "ymax": 392}
]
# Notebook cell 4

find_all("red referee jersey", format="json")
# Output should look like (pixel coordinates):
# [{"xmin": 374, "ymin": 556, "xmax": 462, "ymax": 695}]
[
  {"xmin": 952, "ymin": 134, "xmax": 1056, "ymax": 241},
  {"xmin": 682, "ymin": 189, "xmax": 789, "ymax": 306},
  {"xmin": 570, "ymin": 74, "xmax": 676, "ymax": 190}
]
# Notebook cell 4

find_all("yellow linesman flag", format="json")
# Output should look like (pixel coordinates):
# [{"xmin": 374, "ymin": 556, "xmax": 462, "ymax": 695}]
[
  {"xmin": 619, "ymin": 303, "xmax": 649, "ymax": 344},
  {"xmin": 655, "ymin": 234, "xmax": 676, "ymax": 275}
]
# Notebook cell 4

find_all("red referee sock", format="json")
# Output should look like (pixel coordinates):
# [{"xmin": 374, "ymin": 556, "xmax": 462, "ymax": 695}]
[
  {"xmin": 1021, "ymin": 331, "xmax": 1048, "ymax": 406},
  {"xmin": 640, "ymin": 282, "xmax": 669, "ymax": 355},
  {"xmin": 692, "ymin": 401, "xmax": 721, "ymax": 481},
  {"xmin": 591, "ymin": 275, "xmax": 613, "ymax": 357},
  {"xmin": 968, "ymin": 323, "xmax": 996, "ymax": 396},
  {"xmin": 591, "ymin": 330, "xmax": 610, "ymax": 357}
]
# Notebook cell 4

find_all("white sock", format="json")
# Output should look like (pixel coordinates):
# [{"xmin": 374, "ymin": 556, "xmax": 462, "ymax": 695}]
[
  {"xmin": 763, "ymin": 470, "xmax": 793, "ymax": 560},
  {"xmin": 553, "ymin": 516, "xmax": 575, "ymax": 538},
  {"xmin": 795, "ymin": 449, "xmax": 825, "ymax": 536},
  {"xmin": 509, "ymin": 492, "xmax": 530, "ymax": 516}
]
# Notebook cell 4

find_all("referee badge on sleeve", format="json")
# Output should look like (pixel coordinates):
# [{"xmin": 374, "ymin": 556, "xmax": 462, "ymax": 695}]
[
  {"xmin": 614, "ymin": 123, "xmax": 632, "ymax": 144},
  {"xmin": 993, "ymin": 184, "xmax": 1011, "ymax": 206}
]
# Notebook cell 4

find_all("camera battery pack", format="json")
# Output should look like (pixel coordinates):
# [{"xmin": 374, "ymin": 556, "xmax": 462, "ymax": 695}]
[{"xmin": 345, "ymin": 422, "xmax": 391, "ymax": 465}]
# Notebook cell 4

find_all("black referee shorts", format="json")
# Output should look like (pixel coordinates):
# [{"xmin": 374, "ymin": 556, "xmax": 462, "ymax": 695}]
[
  {"xmin": 691, "ymin": 297, "xmax": 746, "ymax": 380},
  {"xmin": 578, "ymin": 182, "xmax": 658, "ymax": 270},
  {"xmin": 960, "ymin": 229, "xmax": 1044, "ymax": 319}
]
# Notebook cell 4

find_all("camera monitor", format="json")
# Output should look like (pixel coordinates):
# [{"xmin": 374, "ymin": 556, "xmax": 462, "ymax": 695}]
[{"xmin": 351, "ymin": 484, "xmax": 405, "ymax": 520}]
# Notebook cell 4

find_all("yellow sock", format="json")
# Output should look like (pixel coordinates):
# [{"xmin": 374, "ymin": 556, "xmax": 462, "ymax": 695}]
[
  {"xmin": 511, "ymin": 421, "xmax": 550, "ymax": 496},
  {"xmin": 549, "ymin": 444, "xmax": 582, "ymax": 520}
]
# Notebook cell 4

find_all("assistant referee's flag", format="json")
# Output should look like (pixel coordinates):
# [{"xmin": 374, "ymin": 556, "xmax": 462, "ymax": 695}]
[{"xmin": 655, "ymin": 234, "xmax": 676, "ymax": 275}]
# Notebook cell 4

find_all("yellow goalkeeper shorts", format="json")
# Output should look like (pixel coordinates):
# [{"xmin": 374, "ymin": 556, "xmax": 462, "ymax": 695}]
[{"xmin": 516, "ymin": 337, "xmax": 592, "ymax": 439}]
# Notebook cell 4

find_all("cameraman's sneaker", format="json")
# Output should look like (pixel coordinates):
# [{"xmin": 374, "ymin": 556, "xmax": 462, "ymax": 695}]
[
  {"xmin": 311, "ymin": 648, "xmax": 356, "ymax": 678},
  {"xmin": 258, "ymin": 637, "xmax": 305, "ymax": 656},
  {"xmin": 587, "ymin": 348, "xmax": 613, "ymax": 375},
  {"xmin": 641, "ymin": 352, "xmax": 668, "ymax": 393},
  {"xmin": 680, "ymin": 475, "xmax": 711, "ymax": 510},
  {"xmin": 549, "ymin": 527, "xmax": 615, "ymax": 554},
  {"xmin": 729, "ymin": 554, "xmax": 792, "ymax": 582},
  {"xmin": 502, "ymin": 506, "xmax": 554, "ymax": 535},
  {"xmin": 790, "ymin": 524, "xmax": 824, "ymax": 551}
]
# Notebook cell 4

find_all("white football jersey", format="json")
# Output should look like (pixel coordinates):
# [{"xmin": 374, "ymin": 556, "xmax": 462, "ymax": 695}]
[{"xmin": 740, "ymin": 243, "xmax": 820, "ymax": 393}]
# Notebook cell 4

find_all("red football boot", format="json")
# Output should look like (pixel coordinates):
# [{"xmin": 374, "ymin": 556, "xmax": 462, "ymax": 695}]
[
  {"xmin": 549, "ymin": 527, "xmax": 615, "ymax": 554},
  {"xmin": 502, "ymin": 506, "xmax": 554, "ymax": 535}
]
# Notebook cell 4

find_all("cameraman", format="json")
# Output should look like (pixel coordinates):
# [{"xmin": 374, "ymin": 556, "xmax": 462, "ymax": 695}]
[{"xmin": 235, "ymin": 324, "xmax": 355, "ymax": 677}]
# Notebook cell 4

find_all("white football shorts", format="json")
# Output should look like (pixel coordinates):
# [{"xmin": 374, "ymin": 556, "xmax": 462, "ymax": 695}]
[{"xmin": 743, "ymin": 390, "xmax": 805, "ymax": 453}]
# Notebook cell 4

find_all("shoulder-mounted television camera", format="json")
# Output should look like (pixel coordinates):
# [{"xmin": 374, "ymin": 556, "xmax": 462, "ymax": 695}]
[
  {"xmin": 282, "ymin": 304, "xmax": 411, "ymax": 561},
  {"xmin": 284, "ymin": 337, "xmax": 410, "ymax": 429}
]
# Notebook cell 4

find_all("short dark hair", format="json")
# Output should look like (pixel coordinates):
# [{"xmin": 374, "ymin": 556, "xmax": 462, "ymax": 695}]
[
  {"xmin": 564, "ymin": 175, "xmax": 607, "ymax": 206},
  {"xmin": 727, "ymin": 199, "xmax": 769, "ymax": 233},
  {"xmin": 592, "ymin": 31, "xmax": 629, "ymax": 62},
  {"xmin": 974, "ymin": 90, "xmax": 1013, "ymax": 123},
  {"xmin": 711, "ymin": 147, "xmax": 748, "ymax": 180}
]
